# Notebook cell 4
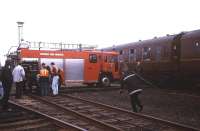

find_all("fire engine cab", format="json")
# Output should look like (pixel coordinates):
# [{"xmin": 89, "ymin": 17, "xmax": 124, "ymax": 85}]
[{"xmin": 8, "ymin": 42, "xmax": 120, "ymax": 87}]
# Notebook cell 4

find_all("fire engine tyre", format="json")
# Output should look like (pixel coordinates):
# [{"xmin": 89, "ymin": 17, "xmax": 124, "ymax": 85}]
[{"xmin": 101, "ymin": 76, "xmax": 111, "ymax": 87}]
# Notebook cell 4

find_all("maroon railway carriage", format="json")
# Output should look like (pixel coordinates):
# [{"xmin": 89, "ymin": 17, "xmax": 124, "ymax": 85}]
[{"xmin": 104, "ymin": 29, "xmax": 200, "ymax": 86}]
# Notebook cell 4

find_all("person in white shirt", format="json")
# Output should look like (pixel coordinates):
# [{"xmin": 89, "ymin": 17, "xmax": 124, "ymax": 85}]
[{"xmin": 12, "ymin": 62, "xmax": 25, "ymax": 99}]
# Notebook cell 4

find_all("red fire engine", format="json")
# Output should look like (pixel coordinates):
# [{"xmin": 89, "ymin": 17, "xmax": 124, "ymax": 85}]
[{"xmin": 8, "ymin": 42, "xmax": 120, "ymax": 87}]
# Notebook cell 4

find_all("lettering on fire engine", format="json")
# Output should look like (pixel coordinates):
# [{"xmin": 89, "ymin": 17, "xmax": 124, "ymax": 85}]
[{"xmin": 40, "ymin": 52, "xmax": 64, "ymax": 56}]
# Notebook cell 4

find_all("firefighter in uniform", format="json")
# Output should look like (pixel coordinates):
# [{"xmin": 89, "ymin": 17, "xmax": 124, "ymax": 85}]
[
  {"xmin": 38, "ymin": 63, "xmax": 49, "ymax": 96},
  {"xmin": 120, "ymin": 74, "xmax": 143, "ymax": 112}
]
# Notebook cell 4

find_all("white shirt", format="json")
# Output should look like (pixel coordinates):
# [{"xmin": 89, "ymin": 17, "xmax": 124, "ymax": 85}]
[{"xmin": 12, "ymin": 65, "xmax": 25, "ymax": 82}]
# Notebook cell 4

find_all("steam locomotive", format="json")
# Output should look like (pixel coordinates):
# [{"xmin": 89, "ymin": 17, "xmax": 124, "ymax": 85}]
[{"xmin": 104, "ymin": 29, "xmax": 200, "ymax": 86}]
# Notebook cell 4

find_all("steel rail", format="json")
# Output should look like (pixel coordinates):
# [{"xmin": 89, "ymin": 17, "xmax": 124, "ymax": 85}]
[
  {"xmin": 30, "ymin": 95, "xmax": 122, "ymax": 131},
  {"xmin": 61, "ymin": 93, "xmax": 200, "ymax": 131},
  {"xmin": 9, "ymin": 100, "xmax": 87, "ymax": 131}
]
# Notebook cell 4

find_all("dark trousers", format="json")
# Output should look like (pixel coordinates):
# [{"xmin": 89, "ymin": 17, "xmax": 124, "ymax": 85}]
[
  {"xmin": 16, "ymin": 81, "xmax": 23, "ymax": 99},
  {"xmin": 39, "ymin": 78, "xmax": 49, "ymax": 96},
  {"xmin": 22, "ymin": 80, "xmax": 27, "ymax": 94},
  {"xmin": 130, "ymin": 95, "xmax": 143, "ymax": 112},
  {"xmin": 27, "ymin": 79, "xmax": 33, "ymax": 93},
  {"xmin": 1, "ymin": 82, "xmax": 12, "ymax": 110}
]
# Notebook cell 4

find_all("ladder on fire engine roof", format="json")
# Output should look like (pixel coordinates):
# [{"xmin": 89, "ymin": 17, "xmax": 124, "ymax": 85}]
[{"xmin": 19, "ymin": 41, "xmax": 98, "ymax": 51}]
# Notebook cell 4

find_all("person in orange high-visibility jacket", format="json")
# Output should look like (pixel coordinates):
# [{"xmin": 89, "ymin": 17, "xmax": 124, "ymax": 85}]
[{"xmin": 38, "ymin": 63, "xmax": 50, "ymax": 96}]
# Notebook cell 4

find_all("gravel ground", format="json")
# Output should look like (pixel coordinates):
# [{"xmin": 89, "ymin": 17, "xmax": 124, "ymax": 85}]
[{"xmin": 70, "ymin": 87, "xmax": 200, "ymax": 129}]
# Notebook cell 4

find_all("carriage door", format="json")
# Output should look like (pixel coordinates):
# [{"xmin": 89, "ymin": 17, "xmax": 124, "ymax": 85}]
[
  {"xmin": 171, "ymin": 33, "xmax": 184, "ymax": 72},
  {"xmin": 129, "ymin": 49, "xmax": 136, "ymax": 63},
  {"xmin": 156, "ymin": 46, "xmax": 161, "ymax": 62},
  {"xmin": 171, "ymin": 33, "xmax": 184, "ymax": 62}
]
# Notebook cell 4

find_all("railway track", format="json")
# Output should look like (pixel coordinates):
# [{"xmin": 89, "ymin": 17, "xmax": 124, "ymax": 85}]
[
  {"xmin": 10, "ymin": 94, "xmax": 200, "ymax": 131},
  {"xmin": 10, "ymin": 96, "xmax": 121, "ymax": 131},
  {"xmin": 0, "ymin": 105, "xmax": 61, "ymax": 131}
]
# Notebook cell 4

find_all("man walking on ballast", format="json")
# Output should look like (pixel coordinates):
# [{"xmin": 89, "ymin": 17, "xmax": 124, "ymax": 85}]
[{"xmin": 120, "ymin": 74, "xmax": 143, "ymax": 112}]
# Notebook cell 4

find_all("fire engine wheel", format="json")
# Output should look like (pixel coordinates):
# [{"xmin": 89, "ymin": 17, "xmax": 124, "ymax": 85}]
[{"xmin": 101, "ymin": 76, "xmax": 111, "ymax": 87}]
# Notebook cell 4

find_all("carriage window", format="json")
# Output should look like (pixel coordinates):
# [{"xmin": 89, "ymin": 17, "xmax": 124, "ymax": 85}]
[
  {"xmin": 129, "ymin": 48, "xmax": 136, "ymax": 63},
  {"xmin": 192, "ymin": 42, "xmax": 200, "ymax": 49},
  {"xmin": 173, "ymin": 45, "xmax": 176, "ymax": 50},
  {"xmin": 130, "ymin": 49, "xmax": 135, "ymax": 54},
  {"xmin": 89, "ymin": 54, "xmax": 97, "ymax": 63},
  {"xmin": 196, "ymin": 42, "xmax": 199, "ymax": 46},
  {"xmin": 194, "ymin": 42, "xmax": 200, "ymax": 56},
  {"xmin": 143, "ymin": 47, "xmax": 151, "ymax": 61},
  {"xmin": 119, "ymin": 50, "xmax": 123, "ymax": 55},
  {"xmin": 156, "ymin": 47, "xmax": 161, "ymax": 61}
]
